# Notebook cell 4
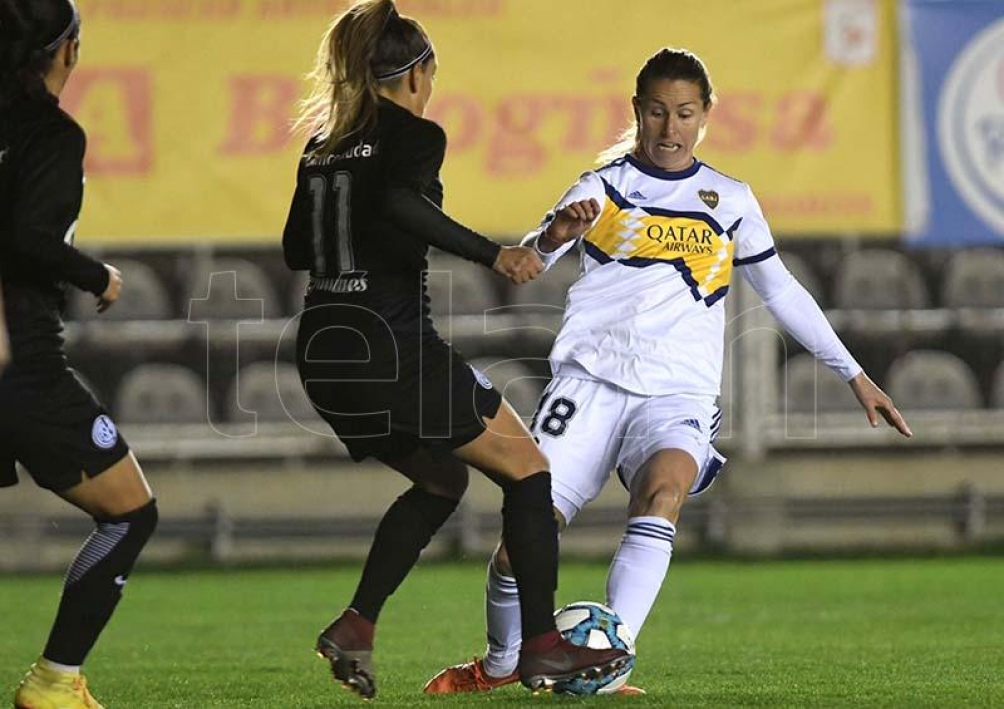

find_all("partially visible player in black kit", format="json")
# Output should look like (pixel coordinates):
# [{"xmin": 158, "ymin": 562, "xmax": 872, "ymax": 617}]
[
  {"xmin": 0, "ymin": 2, "xmax": 158, "ymax": 708},
  {"xmin": 284, "ymin": 0, "xmax": 630, "ymax": 699}
]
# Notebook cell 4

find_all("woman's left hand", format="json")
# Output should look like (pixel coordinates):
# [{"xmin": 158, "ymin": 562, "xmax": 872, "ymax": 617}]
[{"xmin": 849, "ymin": 372, "xmax": 913, "ymax": 437}]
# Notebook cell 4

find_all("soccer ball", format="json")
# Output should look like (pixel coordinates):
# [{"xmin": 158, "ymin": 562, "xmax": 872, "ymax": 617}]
[{"xmin": 553, "ymin": 601, "xmax": 636, "ymax": 695}]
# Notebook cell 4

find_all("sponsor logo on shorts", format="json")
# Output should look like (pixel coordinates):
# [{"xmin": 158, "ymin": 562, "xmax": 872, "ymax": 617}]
[
  {"xmin": 470, "ymin": 366, "xmax": 493, "ymax": 390},
  {"xmin": 681, "ymin": 418, "xmax": 702, "ymax": 432},
  {"xmin": 91, "ymin": 415, "xmax": 119, "ymax": 450}
]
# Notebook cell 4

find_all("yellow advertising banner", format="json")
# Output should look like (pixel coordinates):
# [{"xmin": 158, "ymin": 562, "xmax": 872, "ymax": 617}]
[{"xmin": 68, "ymin": 0, "xmax": 900, "ymax": 244}]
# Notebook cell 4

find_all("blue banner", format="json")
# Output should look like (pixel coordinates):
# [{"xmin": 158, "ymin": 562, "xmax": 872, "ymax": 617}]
[{"xmin": 902, "ymin": 0, "xmax": 1004, "ymax": 246}]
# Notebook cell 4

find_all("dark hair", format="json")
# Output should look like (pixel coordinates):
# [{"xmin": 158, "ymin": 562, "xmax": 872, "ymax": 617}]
[
  {"xmin": 598, "ymin": 48, "xmax": 716, "ymax": 164},
  {"xmin": 296, "ymin": 0, "xmax": 435, "ymax": 156},
  {"xmin": 0, "ymin": 0, "xmax": 79, "ymax": 105},
  {"xmin": 635, "ymin": 48, "xmax": 715, "ymax": 109}
]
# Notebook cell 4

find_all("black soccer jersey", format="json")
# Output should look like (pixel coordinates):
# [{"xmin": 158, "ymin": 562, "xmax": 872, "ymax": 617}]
[
  {"xmin": 0, "ymin": 92, "xmax": 108, "ymax": 376},
  {"xmin": 282, "ymin": 97, "xmax": 499, "ymax": 329}
]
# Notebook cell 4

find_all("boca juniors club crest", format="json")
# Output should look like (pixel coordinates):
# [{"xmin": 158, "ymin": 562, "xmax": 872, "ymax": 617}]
[{"xmin": 698, "ymin": 190, "xmax": 719, "ymax": 210}]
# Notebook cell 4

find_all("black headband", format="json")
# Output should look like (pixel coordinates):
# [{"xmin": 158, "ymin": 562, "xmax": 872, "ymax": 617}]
[
  {"xmin": 374, "ymin": 42, "xmax": 433, "ymax": 81},
  {"xmin": 43, "ymin": 0, "xmax": 79, "ymax": 53}
]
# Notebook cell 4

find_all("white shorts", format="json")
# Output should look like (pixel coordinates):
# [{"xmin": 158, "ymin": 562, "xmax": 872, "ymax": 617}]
[{"xmin": 530, "ymin": 367, "xmax": 726, "ymax": 524}]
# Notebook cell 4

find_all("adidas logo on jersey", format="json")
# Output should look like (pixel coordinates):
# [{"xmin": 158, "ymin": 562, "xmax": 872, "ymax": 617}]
[{"xmin": 627, "ymin": 190, "xmax": 647, "ymax": 201}]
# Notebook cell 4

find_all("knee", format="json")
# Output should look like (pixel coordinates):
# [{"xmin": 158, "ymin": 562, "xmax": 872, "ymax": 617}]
[
  {"xmin": 509, "ymin": 446, "xmax": 549, "ymax": 480},
  {"xmin": 491, "ymin": 541, "xmax": 514, "ymax": 577},
  {"xmin": 630, "ymin": 480, "xmax": 688, "ymax": 521},
  {"xmin": 102, "ymin": 498, "xmax": 158, "ymax": 546},
  {"xmin": 421, "ymin": 468, "xmax": 469, "ymax": 501}
]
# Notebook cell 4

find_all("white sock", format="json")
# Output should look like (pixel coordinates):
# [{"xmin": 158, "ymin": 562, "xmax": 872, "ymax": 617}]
[
  {"xmin": 39, "ymin": 657, "xmax": 80, "ymax": 675},
  {"xmin": 482, "ymin": 559, "xmax": 521, "ymax": 678},
  {"xmin": 606, "ymin": 516, "xmax": 675, "ymax": 640}
]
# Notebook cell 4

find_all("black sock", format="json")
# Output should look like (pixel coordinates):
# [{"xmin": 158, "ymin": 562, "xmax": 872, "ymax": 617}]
[
  {"xmin": 501, "ymin": 471, "xmax": 558, "ymax": 641},
  {"xmin": 350, "ymin": 487, "xmax": 458, "ymax": 624},
  {"xmin": 44, "ymin": 499, "xmax": 158, "ymax": 665}
]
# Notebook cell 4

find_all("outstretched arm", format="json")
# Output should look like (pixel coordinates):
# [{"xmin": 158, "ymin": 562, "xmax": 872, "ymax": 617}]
[
  {"xmin": 740, "ymin": 256, "xmax": 912, "ymax": 437},
  {"xmin": 383, "ymin": 188, "xmax": 542, "ymax": 284},
  {"xmin": 520, "ymin": 172, "xmax": 605, "ymax": 270}
]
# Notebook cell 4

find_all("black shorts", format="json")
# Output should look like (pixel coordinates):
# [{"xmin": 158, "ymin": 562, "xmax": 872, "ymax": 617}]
[
  {"xmin": 0, "ymin": 368, "xmax": 130, "ymax": 492},
  {"xmin": 296, "ymin": 300, "xmax": 502, "ymax": 462}
]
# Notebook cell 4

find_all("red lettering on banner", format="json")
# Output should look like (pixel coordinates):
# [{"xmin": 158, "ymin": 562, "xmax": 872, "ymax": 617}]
[
  {"xmin": 61, "ymin": 69, "xmax": 152, "ymax": 175},
  {"xmin": 771, "ymin": 91, "xmax": 831, "ymax": 151},
  {"xmin": 488, "ymin": 96, "xmax": 548, "ymax": 175},
  {"xmin": 759, "ymin": 192, "xmax": 873, "ymax": 216},
  {"xmin": 705, "ymin": 93, "xmax": 760, "ymax": 153},
  {"xmin": 87, "ymin": 0, "xmax": 241, "ymax": 20},
  {"xmin": 257, "ymin": 0, "xmax": 503, "ymax": 18},
  {"xmin": 220, "ymin": 75, "xmax": 300, "ymax": 155},
  {"xmin": 426, "ymin": 89, "xmax": 837, "ymax": 177},
  {"xmin": 427, "ymin": 96, "xmax": 483, "ymax": 153}
]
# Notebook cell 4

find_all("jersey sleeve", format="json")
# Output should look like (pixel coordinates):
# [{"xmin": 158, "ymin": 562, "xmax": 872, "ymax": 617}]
[
  {"xmin": 6, "ymin": 123, "xmax": 108, "ymax": 295},
  {"xmin": 520, "ymin": 171, "xmax": 605, "ymax": 270},
  {"xmin": 740, "ymin": 255, "xmax": 862, "ymax": 382},
  {"xmin": 382, "ymin": 117, "xmax": 499, "ymax": 267},
  {"xmin": 731, "ymin": 184, "xmax": 778, "ymax": 267},
  {"xmin": 383, "ymin": 118, "xmax": 447, "ymax": 194}
]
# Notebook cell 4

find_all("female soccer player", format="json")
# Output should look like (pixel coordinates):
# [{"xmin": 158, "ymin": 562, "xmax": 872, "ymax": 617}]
[
  {"xmin": 282, "ymin": 0, "xmax": 629, "ymax": 699},
  {"xmin": 425, "ymin": 47, "xmax": 913, "ymax": 695},
  {"xmin": 0, "ymin": 1, "xmax": 158, "ymax": 708}
]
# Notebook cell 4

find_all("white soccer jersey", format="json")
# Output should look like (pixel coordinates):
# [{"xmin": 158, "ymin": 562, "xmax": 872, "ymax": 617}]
[{"xmin": 524, "ymin": 155, "xmax": 778, "ymax": 397}]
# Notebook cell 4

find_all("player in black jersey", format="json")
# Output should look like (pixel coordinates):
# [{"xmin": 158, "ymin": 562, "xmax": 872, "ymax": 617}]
[
  {"xmin": 284, "ymin": 0, "xmax": 630, "ymax": 699},
  {"xmin": 1, "ymin": 2, "xmax": 158, "ymax": 707}
]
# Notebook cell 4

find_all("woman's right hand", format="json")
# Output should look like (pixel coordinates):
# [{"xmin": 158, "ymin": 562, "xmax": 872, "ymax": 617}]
[
  {"xmin": 97, "ymin": 264, "xmax": 123, "ymax": 313},
  {"xmin": 493, "ymin": 246, "xmax": 544, "ymax": 285},
  {"xmin": 540, "ymin": 198, "xmax": 601, "ymax": 250}
]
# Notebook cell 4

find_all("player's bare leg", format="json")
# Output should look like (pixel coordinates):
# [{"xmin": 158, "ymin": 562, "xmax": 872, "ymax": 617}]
[
  {"xmin": 453, "ymin": 402, "xmax": 630, "ymax": 692},
  {"xmin": 316, "ymin": 448, "xmax": 468, "ymax": 700},
  {"xmin": 16, "ymin": 453, "xmax": 156, "ymax": 709}
]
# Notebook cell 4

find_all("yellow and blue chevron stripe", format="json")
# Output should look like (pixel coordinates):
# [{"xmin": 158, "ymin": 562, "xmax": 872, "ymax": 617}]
[{"xmin": 582, "ymin": 180, "xmax": 739, "ymax": 307}]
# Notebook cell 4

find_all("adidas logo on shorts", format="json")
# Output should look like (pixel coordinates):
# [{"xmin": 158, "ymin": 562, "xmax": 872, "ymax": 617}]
[{"xmin": 681, "ymin": 418, "xmax": 702, "ymax": 432}]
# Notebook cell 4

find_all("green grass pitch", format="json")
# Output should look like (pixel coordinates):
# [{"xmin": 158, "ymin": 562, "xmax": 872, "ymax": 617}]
[{"xmin": 2, "ymin": 558, "xmax": 1002, "ymax": 707}]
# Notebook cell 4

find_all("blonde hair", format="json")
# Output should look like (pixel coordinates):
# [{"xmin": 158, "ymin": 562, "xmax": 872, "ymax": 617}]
[
  {"xmin": 295, "ymin": 0, "xmax": 432, "ymax": 157},
  {"xmin": 597, "ymin": 48, "xmax": 716, "ymax": 166}
]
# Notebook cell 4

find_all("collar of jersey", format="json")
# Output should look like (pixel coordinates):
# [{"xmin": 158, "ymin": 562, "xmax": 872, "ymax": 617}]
[{"xmin": 625, "ymin": 154, "xmax": 702, "ymax": 181}]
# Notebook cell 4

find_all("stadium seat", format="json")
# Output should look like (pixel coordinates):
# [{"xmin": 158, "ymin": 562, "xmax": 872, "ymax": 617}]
[
  {"xmin": 780, "ymin": 352, "xmax": 861, "ymax": 414},
  {"xmin": 778, "ymin": 252, "xmax": 827, "ymax": 308},
  {"xmin": 426, "ymin": 253, "xmax": 500, "ymax": 317},
  {"xmin": 886, "ymin": 350, "xmax": 982, "ymax": 411},
  {"xmin": 469, "ymin": 357, "xmax": 548, "ymax": 423},
  {"xmin": 69, "ymin": 258, "xmax": 173, "ymax": 321},
  {"xmin": 941, "ymin": 248, "xmax": 1004, "ymax": 308},
  {"xmin": 992, "ymin": 362, "xmax": 1004, "ymax": 410},
  {"xmin": 832, "ymin": 249, "xmax": 929, "ymax": 310},
  {"xmin": 115, "ymin": 363, "xmax": 207, "ymax": 424},
  {"xmin": 187, "ymin": 257, "xmax": 281, "ymax": 320},
  {"xmin": 225, "ymin": 361, "xmax": 319, "ymax": 424}
]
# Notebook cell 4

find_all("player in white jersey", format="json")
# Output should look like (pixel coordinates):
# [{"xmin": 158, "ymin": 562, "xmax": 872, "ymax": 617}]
[{"xmin": 425, "ymin": 48, "xmax": 913, "ymax": 696}]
